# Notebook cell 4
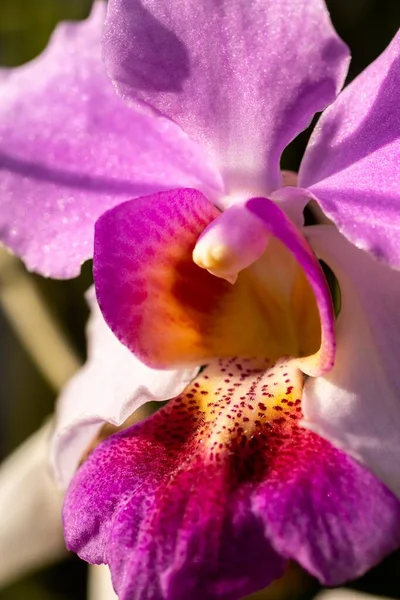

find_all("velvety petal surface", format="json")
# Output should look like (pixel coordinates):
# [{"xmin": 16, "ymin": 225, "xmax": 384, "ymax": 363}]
[
  {"xmin": 299, "ymin": 30, "xmax": 400, "ymax": 267},
  {"xmin": 94, "ymin": 189, "xmax": 324, "ymax": 370},
  {"xmin": 64, "ymin": 359, "xmax": 400, "ymax": 600},
  {"xmin": 103, "ymin": 0, "xmax": 349, "ymax": 195},
  {"xmin": 51, "ymin": 287, "xmax": 197, "ymax": 488},
  {"xmin": 0, "ymin": 1, "xmax": 221, "ymax": 278},
  {"xmin": 303, "ymin": 225, "xmax": 400, "ymax": 499}
]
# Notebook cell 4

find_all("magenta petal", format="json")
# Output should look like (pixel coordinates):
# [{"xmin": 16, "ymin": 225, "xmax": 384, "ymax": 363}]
[
  {"xmin": 299, "ymin": 30, "xmax": 400, "ymax": 268},
  {"xmin": 93, "ymin": 187, "xmax": 223, "ymax": 368},
  {"xmin": 64, "ymin": 422, "xmax": 285, "ymax": 600},
  {"xmin": 64, "ymin": 364, "xmax": 400, "ymax": 599},
  {"xmin": 0, "ymin": 2, "xmax": 221, "ymax": 278},
  {"xmin": 103, "ymin": 0, "xmax": 349, "ymax": 194},
  {"xmin": 253, "ymin": 444, "xmax": 400, "ymax": 585},
  {"xmin": 245, "ymin": 197, "xmax": 335, "ymax": 377}
]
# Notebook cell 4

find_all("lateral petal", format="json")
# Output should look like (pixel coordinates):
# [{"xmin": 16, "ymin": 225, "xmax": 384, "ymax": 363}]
[
  {"xmin": 0, "ymin": 1, "xmax": 221, "ymax": 278},
  {"xmin": 300, "ymin": 30, "xmax": 400, "ymax": 268}
]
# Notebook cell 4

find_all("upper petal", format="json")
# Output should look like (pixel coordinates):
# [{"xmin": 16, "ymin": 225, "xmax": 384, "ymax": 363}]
[
  {"xmin": 299, "ymin": 29, "xmax": 400, "ymax": 268},
  {"xmin": 51, "ymin": 287, "xmax": 197, "ymax": 487},
  {"xmin": 303, "ymin": 225, "xmax": 400, "ymax": 499},
  {"xmin": 103, "ymin": 0, "xmax": 349, "ymax": 195},
  {"xmin": 0, "ymin": 1, "xmax": 221, "ymax": 278}
]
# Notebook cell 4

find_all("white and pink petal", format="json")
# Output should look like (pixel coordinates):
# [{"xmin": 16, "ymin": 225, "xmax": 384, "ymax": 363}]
[
  {"xmin": 303, "ymin": 225, "xmax": 400, "ymax": 499},
  {"xmin": 51, "ymin": 287, "xmax": 197, "ymax": 487}
]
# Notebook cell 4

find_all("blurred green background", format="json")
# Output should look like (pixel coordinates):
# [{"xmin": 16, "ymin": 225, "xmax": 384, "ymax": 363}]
[{"xmin": 0, "ymin": 0, "xmax": 399, "ymax": 599}]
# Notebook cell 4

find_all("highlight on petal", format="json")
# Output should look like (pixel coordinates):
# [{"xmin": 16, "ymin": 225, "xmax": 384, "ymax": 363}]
[
  {"xmin": 245, "ymin": 197, "xmax": 335, "ymax": 376},
  {"xmin": 88, "ymin": 565, "xmax": 118, "ymax": 600},
  {"xmin": 302, "ymin": 225, "xmax": 400, "ymax": 499},
  {"xmin": 64, "ymin": 359, "xmax": 400, "ymax": 599},
  {"xmin": 0, "ymin": 1, "xmax": 222, "ymax": 278},
  {"xmin": 103, "ymin": 0, "xmax": 349, "ymax": 195},
  {"xmin": 51, "ymin": 287, "xmax": 197, "ymax": 488},
  {"xmin": 0, "ymin": 423, "xmax": 66, "ymax": 587},
  {"xmin": 299, "ymin": 29, "xmax": 400, "ymax": 268},
  {"xmin": 94, "ymin": 189, "xmax": 325, "ymax": 371},
  {"xmin": 316, "ymin": 592, "xmax": 390, "ymax": 600}
]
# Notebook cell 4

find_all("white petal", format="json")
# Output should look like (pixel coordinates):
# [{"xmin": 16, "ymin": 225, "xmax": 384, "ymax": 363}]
[
  {"xmin": 316, "ymin": 591, "xmax": 390, "ymax": 600},
  {"xmin": 0, "ymin": 422, "xmax": 65, "ymax": 587},
  {"xmin": 303, "ymin": 225, "xmax": 400, "ymax": 497},
  {"xmin": 51, "ymin": 287, "xmax": 198, "ymax": 487},
  {"xmin": 88, "ymin": 565, "xmax": 117, "ymax": 600}
]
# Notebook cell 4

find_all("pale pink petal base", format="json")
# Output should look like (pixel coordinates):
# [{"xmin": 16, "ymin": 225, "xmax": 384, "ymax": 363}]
[{"xmin": 304, "ymin": 225, "xmax": 400, "ymax": 499}]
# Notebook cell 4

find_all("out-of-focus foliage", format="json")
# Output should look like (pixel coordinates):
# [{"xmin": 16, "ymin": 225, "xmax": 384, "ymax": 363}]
[
  {"xmin": 0, "ymin": 0, "xmax": 93, "ymax": 66},
  {"xmin": 0, "ymin": 0, "xmax": 399, "ymax": 599}
]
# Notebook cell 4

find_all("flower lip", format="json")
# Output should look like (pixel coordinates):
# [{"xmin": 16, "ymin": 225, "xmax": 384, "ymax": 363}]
[{"xmin": 94, "ymin": 187, "xmax": 335, "ymax": 381}]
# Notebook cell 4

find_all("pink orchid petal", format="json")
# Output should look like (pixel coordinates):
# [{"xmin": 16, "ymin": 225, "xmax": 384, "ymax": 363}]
[
  {"xmin": 0, "ymin": 1, "xmax": 221, "ymax": 278},
  {"xmin": 303, "ymin": 225, "xmax": 400, "ymax": 499},
  {"xmin": 64, "ymin": 359, "xmax": 400, "ymax": 599},
  {"xmin": 246, "ymin": 198, "xmax": 336, "ymax": 376},
  {"xmin": 51, "ymin": 287, "xmax": 197, "ymax": 487},
  {"xmin": 103, "ymin": 0, "xmax": 349, "ymax": 195},
  {"xmin": 299, "ymin": 29, "xmax": 400, "ymax": 268}
]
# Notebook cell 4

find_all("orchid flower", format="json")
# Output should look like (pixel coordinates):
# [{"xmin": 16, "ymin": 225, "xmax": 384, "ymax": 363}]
[{"xmin": 1, "ymin": 0, "xmax": 400, "ymax": 599}]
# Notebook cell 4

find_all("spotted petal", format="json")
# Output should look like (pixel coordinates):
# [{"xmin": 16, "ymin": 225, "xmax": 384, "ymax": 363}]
[
  {"xmin": 0, "ymin": 1, "xmax": 221, "ymax": 278},
  {"xmin": 300, "ymin": 29, "xmax": 400, "ymax": 268},
  {"xmin": 103, "ymin": 0, "xmax": 349, "ymax": 195},
  {"xmin": 64, "ymin": 360, "xmax": 400, "ymax": 600}
]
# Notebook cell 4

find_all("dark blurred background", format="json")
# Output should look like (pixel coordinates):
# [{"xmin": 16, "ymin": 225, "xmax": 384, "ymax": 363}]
[{"xmin": 0, "ymin": 0, "xmax": 399, "ymax": 598}]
